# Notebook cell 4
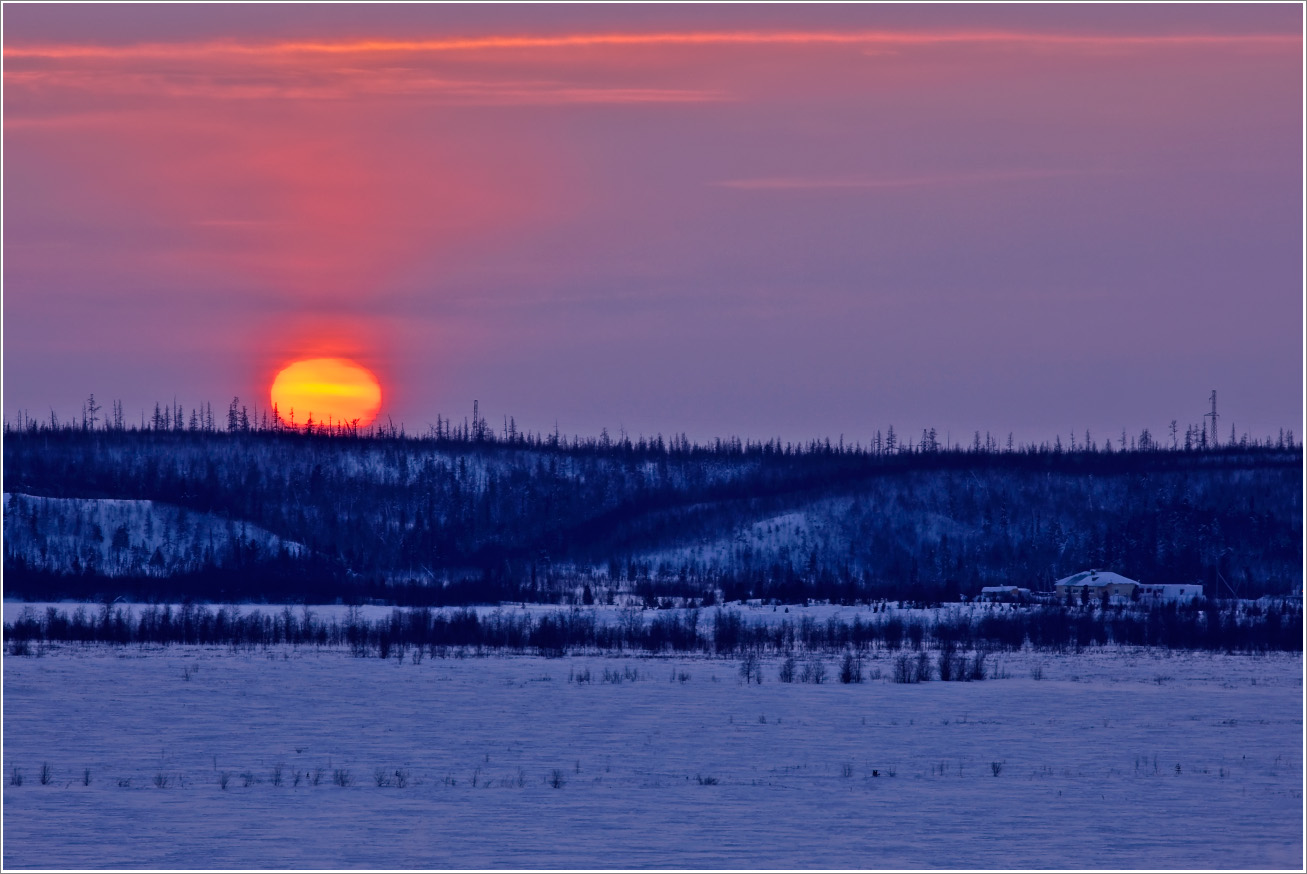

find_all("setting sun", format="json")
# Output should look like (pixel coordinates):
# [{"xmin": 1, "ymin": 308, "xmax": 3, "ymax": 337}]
[{"xmin": 270, "ymin": 357, "xmax": 382, "ymax": 428}]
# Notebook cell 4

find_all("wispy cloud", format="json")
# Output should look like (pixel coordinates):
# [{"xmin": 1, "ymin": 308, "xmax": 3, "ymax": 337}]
[
  {"xmin": 3, "ymin": 67, "xmax": 726, "ymax": 105},
  {"xmin": 715, "ymin": 168, "xmax": 1119, "ymax": 191},
  {"xmin": 4, "ymin": 28, "xmax": 1299, "ymax": 61},
  {"xmin": 6, "ymin": 27, "xmax": 1291, "ymax": 112},
  {"xmin": 191, "ymin": 219, "xmax": 284, "ymax": 229}
]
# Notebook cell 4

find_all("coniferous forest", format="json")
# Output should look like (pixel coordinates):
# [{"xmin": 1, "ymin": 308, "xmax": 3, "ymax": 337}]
[{"xmin": 3, "ymin": 406, "xmax": 1300, "ymax": 607}]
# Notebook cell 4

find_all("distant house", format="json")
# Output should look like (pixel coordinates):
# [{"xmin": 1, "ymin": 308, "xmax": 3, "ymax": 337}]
[
  {"xmin": 1137, "ymin": 583, "xmax": 1204, "ymax": 603},
  {"xmin": 1053, "ymin": 569, "xmax": 1138, "ymax": 604},
  {"xmin": 978, "ymin": 586, "xmax": 1032, "ymax": 603}
]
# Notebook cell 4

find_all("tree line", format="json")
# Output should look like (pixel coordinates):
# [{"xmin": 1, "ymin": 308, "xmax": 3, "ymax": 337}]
[
  {"xmin": 5, "ymin": 601, "xmax": 1300, "ymax": 657},
  {"xmin": 7, "ymin": 393, "xmax": 1298, "ymax": 457}
]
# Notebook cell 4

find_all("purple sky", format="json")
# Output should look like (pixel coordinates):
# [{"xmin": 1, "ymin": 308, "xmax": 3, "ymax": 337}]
[{"xmin": 4, "ymin": 4, "xmax": 1302, "ymax": 444}]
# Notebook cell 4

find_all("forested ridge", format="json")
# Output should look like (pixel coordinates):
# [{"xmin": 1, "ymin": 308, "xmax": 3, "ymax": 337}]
[{"xmin": 3, "ymin": 424, "xmax": 1301, "ymax": 605}]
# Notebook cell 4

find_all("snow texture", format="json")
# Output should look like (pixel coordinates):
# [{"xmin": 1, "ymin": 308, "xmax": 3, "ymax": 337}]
[
  {"xmin": 3, "ymin": 492, "xmax": 304, "ymax": 576},
  {"xmin": 3, "ymin": 643, "xmax": 1301, "ymax": 869}
]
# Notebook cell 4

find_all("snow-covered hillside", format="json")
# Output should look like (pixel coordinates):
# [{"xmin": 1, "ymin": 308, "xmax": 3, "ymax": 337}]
[{"xmin": 3, "ymin": 493, "xmax": 303, "ymax": 577}]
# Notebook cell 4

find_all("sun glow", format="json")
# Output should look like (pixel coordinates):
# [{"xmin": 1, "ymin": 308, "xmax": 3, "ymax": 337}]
[{"xmin": 270, "ymin": 358, "xmax": 382, "ymax": 428}]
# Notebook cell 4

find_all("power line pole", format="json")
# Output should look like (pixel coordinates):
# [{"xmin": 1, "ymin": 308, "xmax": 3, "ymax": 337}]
[{"xmin": 1205, "ymin": 390, "xmax": 1219, "ymax": 448}]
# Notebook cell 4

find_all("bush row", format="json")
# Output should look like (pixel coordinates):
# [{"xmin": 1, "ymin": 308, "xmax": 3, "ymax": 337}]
[{"xmin": 4, "ymin": 601, "xmax": 1299, "ymax": 656}]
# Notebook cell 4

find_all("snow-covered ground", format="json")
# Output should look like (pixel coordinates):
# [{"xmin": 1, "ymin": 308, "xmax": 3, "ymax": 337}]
[{"xmin": 3, "ymin": 645, "xmax": 1301, "ymax": 869}]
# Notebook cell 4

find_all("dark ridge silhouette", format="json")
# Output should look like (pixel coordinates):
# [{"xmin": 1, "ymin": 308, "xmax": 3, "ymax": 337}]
[{"xmin": 4, "ymin": 409, "xmax": 1301, "ymax": 605}]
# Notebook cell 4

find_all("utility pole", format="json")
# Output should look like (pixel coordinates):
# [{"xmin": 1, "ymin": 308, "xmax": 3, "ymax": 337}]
[{"xmin": 1205, "ymin": 390, "xmax": 1219, "ymax": 448}]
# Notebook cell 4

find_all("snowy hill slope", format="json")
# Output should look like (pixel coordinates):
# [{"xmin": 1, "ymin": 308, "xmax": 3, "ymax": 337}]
[
  {"xmin": 3, "ymin": 493, "xmax": 303, "ymax": 577},
  {"xmin": 626, "ymin": 498, "xmax": 976, "ymax": 582}
]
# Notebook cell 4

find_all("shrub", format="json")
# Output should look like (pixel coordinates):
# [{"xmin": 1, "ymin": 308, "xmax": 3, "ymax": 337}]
[
  {"xmin": 991, "ymin": 761, "xmax": 1003, "ymax": 777},
  {"xmin": 799, "ymin": 659, "xmax": 827, "ymax": 684},
  {"xmin": 839, "ymin": 652, "xmax": 863, "ymax": 684},
  {"xmin": 153, "ymin": 772, "xmax": 170, "ymax": 789},
  {"xmin": 549, "ymin": 769, "xmax": 566, "ymax": 789},
  {"xmin": 1030, "ymin": 664, "xmax": 1044, "ymax": 681},
  {"xmin": 937, "ymin": 645, "xmax": 954, "ymax": 682},
  {"xmin": 393, "ymin": 769, "xmax": 410, "ymax": 788},
  {"xmin": 374, "ymin": 768, "xmax": 392, "ymax": 788},
  {"xmin": 696, "ymin": 774, "xmax": 719, "ymax": 785},
  {"xmin": 310, "ymin": 767, "xmax": 324, "ymax": 786},
  {"xmin": 242, "ymin": 771, "xmax": 255, "ymax": 788},
  {"xmin": 82, "ymin": 768, "xmax": 91, "ymax": 786},
  {"xmin": 968, "ymin": 651, "xmax": 987, "ymax": 681},
  {"xmin": 10, "ymin": 767, "xmax": 22, "ymax": 787},
  {"xmin": 39, "ymin": 762, "xmax": 53, "ymax": 785},
  {"xmin": 938, "ymin": 643, "xmax": 964, "ymax": 681},
  {"xmin": 916, "ymin": 650, "xmax": 934, "ymax": 682},
  {"xmin": 778, "ymin": 656, "xmax": 797, "ymax": 683},
  {"xmin": 271, "ymin": 764, "xmax": 284, "ymax": 787},
  {"xmin": 332, "ymin": 769, "xmax": 351, "ymax": 787},
  {"xmin": 893, "ymin": 654, "xmax": 917, "ymax": 683},
  {"xmin": 739, "ymin": 652, "xmax": 763, "ymax": 684},
  {"xmin": 219, "ymin": 772, "xmax": 231, "ymax": 790}
]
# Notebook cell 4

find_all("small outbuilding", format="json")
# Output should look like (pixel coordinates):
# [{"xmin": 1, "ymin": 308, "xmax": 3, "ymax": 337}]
[{"xmin": 978, "ymin": 586, "xmax": 1032, "ymax": 603}]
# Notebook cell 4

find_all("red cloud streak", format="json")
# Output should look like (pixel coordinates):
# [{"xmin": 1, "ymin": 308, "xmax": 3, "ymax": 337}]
[{"xmin": 4, "ymin": 28, "xmax": 1299, "ymax": 60}]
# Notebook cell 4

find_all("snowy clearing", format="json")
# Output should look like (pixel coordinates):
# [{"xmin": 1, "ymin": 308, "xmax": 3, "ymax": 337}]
[{"xmin": 3, "ymin": 646, "xmax": 1302, "ymax": 869}]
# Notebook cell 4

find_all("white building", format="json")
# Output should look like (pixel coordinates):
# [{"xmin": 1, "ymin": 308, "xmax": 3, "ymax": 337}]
[{"xmin": 1136, "ymin": 583, "xmax": 1205, "ymax": 603}]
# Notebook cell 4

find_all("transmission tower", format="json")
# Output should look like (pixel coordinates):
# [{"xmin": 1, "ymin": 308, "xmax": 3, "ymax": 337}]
[{"xmin": 1205, "ymin": 390, "xmax": 1219, "ymax": 448}]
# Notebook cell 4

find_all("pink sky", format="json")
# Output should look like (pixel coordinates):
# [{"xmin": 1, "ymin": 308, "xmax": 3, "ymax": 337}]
[{"xmin": 4, "ymin": 4, "xmax": 1302, "ymax": 443}]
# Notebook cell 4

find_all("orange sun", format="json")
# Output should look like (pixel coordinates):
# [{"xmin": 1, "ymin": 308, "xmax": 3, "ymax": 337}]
[{"xmin": 270, "ymin": 357, "xmax": 382, "ymax": 428}]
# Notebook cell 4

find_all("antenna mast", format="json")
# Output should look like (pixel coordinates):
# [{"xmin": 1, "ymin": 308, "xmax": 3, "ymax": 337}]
[{"xmin": 1205, "ymin": 390, "xmax": 1219, "ymax": 448}]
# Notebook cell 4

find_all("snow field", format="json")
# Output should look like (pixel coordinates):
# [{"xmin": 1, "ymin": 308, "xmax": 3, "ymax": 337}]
[{"xmin": 3, "ymin": 647, "xmax": 1302, "ymax": 869}]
